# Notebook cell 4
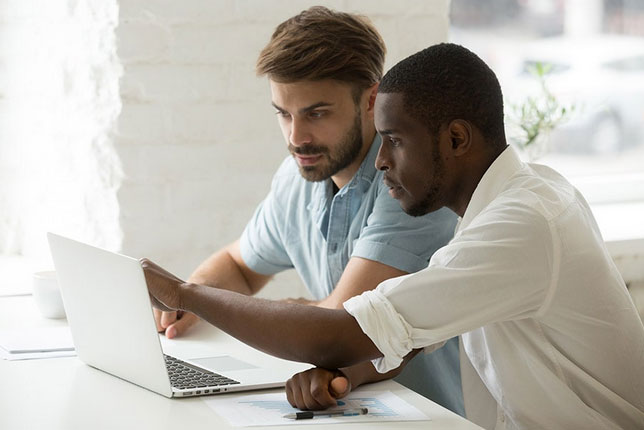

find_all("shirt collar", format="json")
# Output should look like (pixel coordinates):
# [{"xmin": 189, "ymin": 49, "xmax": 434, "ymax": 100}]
[{"xmin": 458, "ymin": 145, "xmax": 524, "ymax": 233}]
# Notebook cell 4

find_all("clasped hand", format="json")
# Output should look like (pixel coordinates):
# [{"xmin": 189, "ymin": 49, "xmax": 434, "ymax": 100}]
[{"xmin": 285, "ymin": 368, "xmax": 352, "ymax": 410}]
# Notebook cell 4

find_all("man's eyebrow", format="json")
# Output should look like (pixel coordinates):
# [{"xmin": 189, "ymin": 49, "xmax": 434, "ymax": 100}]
[
  {"xmin": 271, "ymin": 101, "xmax": 334, "ymax": 114},
  {"xmin": 378, "ymin": 129, "xmax": 397, "ymax": 136}
]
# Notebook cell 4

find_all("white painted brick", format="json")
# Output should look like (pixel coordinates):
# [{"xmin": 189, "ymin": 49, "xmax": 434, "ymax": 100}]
[
  {"xmin": 116, "ymin": 103, "xmax": 168, "ymax": 142},
  {"xmin": 117, "ymin": 100, "xmax": 281, "ymax": 144},
  {"xmin": 164, "ymin": 181, "xmax": 228, "ymax": 216},
  {"xmin": 120, "ymin": 209, "xmax": 230, "ymax": 260},
  {"xmin": 119, "ymin": 216, "xmax": 185, "ymax": 259},
  {"xmin": 395, "ymin": 15, "xmax": 450, "ymax": 47},
  {"xmin": 116, "ymin": 21, "xmax": 170, "ymax": 63},
  {"xmin": 117, "ymin": 143, "xmax": 223, "ymax": 182},
  {"xmin": 120, "ymin": 63, "xmax": 261, "ymax": 103},
  {"xmin": 169, "ymin": 102, "xmax": 257, "ymax": 142},
  {"xmin": 391, "ymin": 16, "xmax": 449, "ymax": 62},
  {"xmin": 115, "ymin": 139, "xmax": 284, "ymax": 185},
  {"xmin": 372, "ymin": 14, "xmax": 448, "ymax": 70},
  {"xmin": 165, "ymin": 24, "xmax": 273, "ymax": 64},
  {"xmin": 170, "ymin": 101, "xmax": 279, "ymax": 143},
  {"xmin": 120, "ymin": 64, "xmax": 225, "ymax": 102},
  {"xmin": 163, "ymin": 184, "xmax": 266, "ymax": 239},
  {"xmin": 122, "ymin": 213, "xmax": 262, "ymax": 279},
  {"xmin": 116, "ymin": 181, "xmax": 166, "ymax": 219},
  {"xmin": 346, "ymin": 0, "xmax": 449, "ymax": 17},
  {"xmin": 233, "ymin": 0, "xmax": 348, "ymax": 23},
  {"xmin": 119, "ymin": 0, "xmax": 236, "ymax": 25}
]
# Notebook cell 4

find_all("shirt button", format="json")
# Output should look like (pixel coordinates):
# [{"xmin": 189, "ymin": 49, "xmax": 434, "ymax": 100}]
[{"xmin": 329, "ymin": 243, "xmax": 338, "ymax": 252}]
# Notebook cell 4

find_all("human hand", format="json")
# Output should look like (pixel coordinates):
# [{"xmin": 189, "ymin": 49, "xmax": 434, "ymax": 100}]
[
  {"xmin": 153, "ymin": 309, "xmax": 200, "ymax": 339},
  {"xmin": 285, "ymin": 368, "xmax": 351, "ymax": 410},
  {"xmin": 140, "ymin": 258, "xmax": 186, "ymax": 313}
]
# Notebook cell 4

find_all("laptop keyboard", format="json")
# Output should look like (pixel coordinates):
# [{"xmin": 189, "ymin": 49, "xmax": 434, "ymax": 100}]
[{"xmin": 164, "ymin": 354, "xmax": 240, "ymax": 390}]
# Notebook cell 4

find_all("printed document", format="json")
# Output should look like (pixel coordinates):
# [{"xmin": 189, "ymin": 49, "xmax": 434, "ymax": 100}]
[{"xmin": 203, "ymin": 390, "xmax": 430, "ymax": 427}]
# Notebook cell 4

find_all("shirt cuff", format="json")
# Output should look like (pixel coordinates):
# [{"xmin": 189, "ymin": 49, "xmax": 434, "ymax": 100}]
[
  {"xmin": 343, "ymin": 289, "xmax": 415, "ymax": 373},
  {"xmin": 351, "ymin": 240, "xmax": 429, "ymax": 274}
]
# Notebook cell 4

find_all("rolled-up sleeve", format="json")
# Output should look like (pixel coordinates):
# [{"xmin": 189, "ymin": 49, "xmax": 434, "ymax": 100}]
[{"xmin": 344, "ymin": 287, "xmax": 415, "ymax": 373}]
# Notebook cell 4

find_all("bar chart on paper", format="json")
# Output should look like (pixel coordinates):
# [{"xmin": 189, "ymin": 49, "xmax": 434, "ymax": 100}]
[{"xmin": 203, "ymin": 390, "xmax": 431, "ymax": 426}]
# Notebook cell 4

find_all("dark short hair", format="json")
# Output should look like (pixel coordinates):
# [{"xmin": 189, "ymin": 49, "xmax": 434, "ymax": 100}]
[
  {"xmin": 256, "ymin": 6, "xmax": 386, "ymax": 101},
  {"xmin": 378, "ymin": 43, "xmax": 506, "ymax": 147}
]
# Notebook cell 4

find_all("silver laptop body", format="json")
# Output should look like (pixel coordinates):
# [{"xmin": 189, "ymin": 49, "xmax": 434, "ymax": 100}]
[{"xmin": 47, "ymin": 232, "xmax": 310, "ymax": 398}]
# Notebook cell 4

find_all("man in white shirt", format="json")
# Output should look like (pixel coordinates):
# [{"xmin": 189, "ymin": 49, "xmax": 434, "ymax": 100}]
[{"xmin": 142, "ymin": 43, "xmax": 644, "ymax": 429}]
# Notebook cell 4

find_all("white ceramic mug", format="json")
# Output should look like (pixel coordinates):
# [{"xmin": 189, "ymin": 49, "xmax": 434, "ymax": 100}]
[{"xmin": 32, "ymin": 271, "xmax": 66, "ymax": 319}]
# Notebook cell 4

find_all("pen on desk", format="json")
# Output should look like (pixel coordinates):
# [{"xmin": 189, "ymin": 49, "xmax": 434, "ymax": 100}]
[{"xmin": 283, "ymin": 407, "xmax": 368, "ymax": 420}]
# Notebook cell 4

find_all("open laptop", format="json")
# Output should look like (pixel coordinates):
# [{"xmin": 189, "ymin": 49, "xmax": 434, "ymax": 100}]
[{"xmin": 47, "ymin": 232, "xmax": 310, "ymax": 398}]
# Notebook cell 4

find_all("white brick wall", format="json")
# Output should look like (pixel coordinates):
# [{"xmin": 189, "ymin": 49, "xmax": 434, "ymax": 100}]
[{"xmin": 1, "ymin": 0, "xmax": 450, "ymax": 298}]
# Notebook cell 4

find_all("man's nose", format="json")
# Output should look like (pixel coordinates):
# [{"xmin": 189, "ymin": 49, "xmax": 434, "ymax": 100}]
[
  {"xmin": 375, "ymin": 143, "xmax": 390, "ymax": 171},
  {"xmin": 289, "ymin": 118, "xmax": 312, "ymax": 147}
]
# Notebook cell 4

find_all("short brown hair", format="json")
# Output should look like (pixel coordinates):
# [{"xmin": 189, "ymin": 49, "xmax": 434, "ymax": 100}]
[{"xmin": 256, "ymin": 6, "xmax": 386, "ymax": 99}]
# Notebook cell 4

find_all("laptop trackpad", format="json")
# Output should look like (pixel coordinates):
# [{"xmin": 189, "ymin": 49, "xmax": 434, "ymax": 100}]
[{"xmin": 191, "ymin": 356, "xmax": 258, "ymax": 372}]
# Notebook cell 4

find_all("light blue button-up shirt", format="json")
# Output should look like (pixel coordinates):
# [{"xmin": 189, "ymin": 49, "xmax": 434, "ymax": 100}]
[
  {"xmin": 239, "ymin": 136, "xmax": 464, "ymax": 416},
  {"xmin": 240, "ymin": 136, "xmax": 457, "ymax": 299}
]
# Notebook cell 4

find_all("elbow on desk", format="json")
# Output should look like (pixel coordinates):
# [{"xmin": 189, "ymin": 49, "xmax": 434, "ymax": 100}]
[{"xmin": 296, "ymin": 315, "xmax": 380, "ymax": 369}]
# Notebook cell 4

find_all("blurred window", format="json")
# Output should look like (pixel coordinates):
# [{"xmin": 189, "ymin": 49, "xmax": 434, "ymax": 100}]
[
  {"xmin": 604, "ymin": 56, "xmax": 644, "ymax": 72},
  {"xmin": 450, "ymin": 0, "xmax": 644, "ymax": 206}
]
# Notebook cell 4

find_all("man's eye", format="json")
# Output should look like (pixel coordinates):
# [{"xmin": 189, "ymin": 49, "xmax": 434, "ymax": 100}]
[
  {"xmin": 275, "ymin": 111, "xmax": 290, "ymax": 118},
  {"xmin": 389, "ymin": 137, "xmax": 401, "ymax": 147},
  {"xmin": 309, "ymin": 111, "xmax": 325, "ymax": 119}
]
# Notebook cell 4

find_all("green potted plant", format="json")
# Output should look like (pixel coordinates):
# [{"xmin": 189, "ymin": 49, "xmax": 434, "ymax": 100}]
[{"xmin": 506, "ymin": 62, "xmax": 575, "ymax": 161}]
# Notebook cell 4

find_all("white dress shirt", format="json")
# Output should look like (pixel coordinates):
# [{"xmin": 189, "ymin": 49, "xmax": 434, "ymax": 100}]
[{"xmin": 344, "ymin": 146, "xmax": 644, "ymax": 429}]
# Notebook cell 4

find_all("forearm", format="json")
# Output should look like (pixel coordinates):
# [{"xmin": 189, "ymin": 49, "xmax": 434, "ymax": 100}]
[
  {"xmin": 188, "ymin": 241, "xmax": 270, "ymax": 296},
  {"xmin": 340, "ymin": 349, "xmax": 421, "ymax": 389},
  {"xmin": 179, "ymin": 283, "xmax": 381, "ymax": 368}
]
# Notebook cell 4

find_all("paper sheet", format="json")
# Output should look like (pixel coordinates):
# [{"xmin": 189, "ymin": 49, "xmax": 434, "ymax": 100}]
[
  {"xmin": 0, "ymin": 326, "xmax": 76, "ymax": 360},
  {"xmin": 203, "ymin": 390, "xmax": 430, "ymax": 427},
  {"xmin": 0, "ymin": 348, "xmax": 76, "ymax": 361}
]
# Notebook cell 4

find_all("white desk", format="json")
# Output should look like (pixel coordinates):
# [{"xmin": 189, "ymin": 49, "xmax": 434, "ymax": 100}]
[{"xmin": 0, "ymin": 296, "xmax": 482, "ymax": 430}]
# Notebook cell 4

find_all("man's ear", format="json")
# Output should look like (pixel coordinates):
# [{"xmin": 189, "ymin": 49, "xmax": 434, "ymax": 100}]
[
  {"xmin": 365, "ymin": 82, "xmax": 379, "ymax": 113},
  {"xmin": 448, "ymin": 119, "xmax": 473, "ymax": 156}
]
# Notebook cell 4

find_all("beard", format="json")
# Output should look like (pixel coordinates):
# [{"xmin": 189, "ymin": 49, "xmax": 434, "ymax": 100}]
[
  {"xmin": 405, "ymin": 143, "xmax": 445, "ymax": 217},
  {"xmin": 288, "ymin": 111, "xmax": 363, "ymax": 182}
]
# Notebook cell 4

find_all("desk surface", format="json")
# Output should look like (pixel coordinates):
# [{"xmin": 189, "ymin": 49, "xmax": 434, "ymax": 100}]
[{"xmin": 0, "ymin": 296, "xmax": 482, "ymax": 430}]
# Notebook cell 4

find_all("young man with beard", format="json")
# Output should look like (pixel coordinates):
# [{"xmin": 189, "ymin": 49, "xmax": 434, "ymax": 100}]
[
  {"xmin": 152, "ymin": 6, "xmax": 463, "ymax": 415},
  {"xmin": 143, "ymin": 43, "xmax": 644, "ymax": 429}
]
